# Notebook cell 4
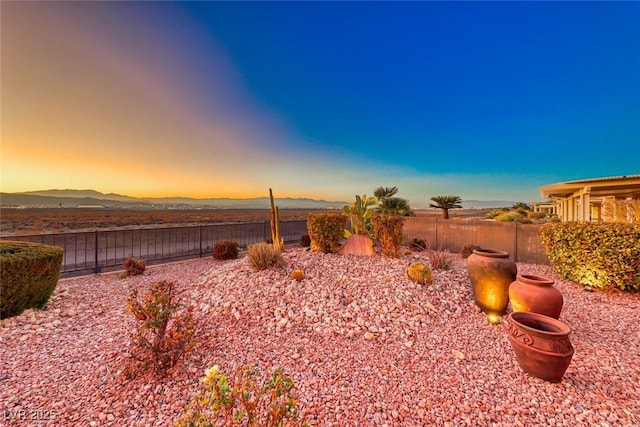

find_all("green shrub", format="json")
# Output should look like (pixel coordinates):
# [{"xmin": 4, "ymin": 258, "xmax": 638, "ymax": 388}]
[
  {"xmin": 121, "ymin": 257, "xmax": 146, "ymax": 278},
  {"xmin": 0, "ymin": 241, "xmax": 64, "ymax": 319},
  {"xmin": 306, "ymin": 213, "xmax": 344, "ymax": 253},
  {"xmin": 213, "ymin": 240, "xmax": 239, "ymax": 260},
  {"xmin": 247, "ymin": 243, "xmax": 284, "ymax": 271},
  {"xmin": 461, "ymin": 243, "xmax": 480, "ymax": 259},
  {"xmin": 540, "ymin": 222, "xmax": 640, "ymax": 291},
  {"xmin": 371, "ymin": 215, "xmax": 404, "ymax": 257},
  {"xmin": 176, "ymin": 364, "xmax": 308, "ymax": 427},
  {"xmin": 407, "ymin": 262, "xmax": 433, "ymax": 285},
  {"xmin": 528, "ymin": 211, "xmax": 548, "ymax": 220},
  {"xmin": 495, "ymin": 212, "xmax": 523, "ymax": 222},
  {"xmin": 124, "ymin": 280, "xmax": 197, "ymax": 378}
]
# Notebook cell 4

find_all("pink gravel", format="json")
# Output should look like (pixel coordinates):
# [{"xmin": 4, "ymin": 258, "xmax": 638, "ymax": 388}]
[{"xmin": 1, "ymin": 247, "xmax": 639, "ymax": 426}]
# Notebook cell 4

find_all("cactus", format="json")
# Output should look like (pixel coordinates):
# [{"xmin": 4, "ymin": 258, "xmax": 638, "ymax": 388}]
[
  {"xmin": 291, "ymin": 269, "xmax": 305, "ymax": 281},
  {"xmin": 343, "ymin": 194, "xmax": 378, "ymax": 237},
  {"xmin": 408, "ymin": 262, "xmax": 433, "ymax": 285},
  {"xmin": 269, "ymin": 188, "xmax": 284, "ymax": 251}
]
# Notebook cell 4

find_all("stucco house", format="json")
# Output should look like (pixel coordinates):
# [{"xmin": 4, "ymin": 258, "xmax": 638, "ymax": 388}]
[{"xmin": 537, "ymin": 174, "xmax": 640, "ymax": 223}]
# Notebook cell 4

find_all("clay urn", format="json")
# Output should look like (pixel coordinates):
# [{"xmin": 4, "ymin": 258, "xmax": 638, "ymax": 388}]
[
  {"xmin": 509, "ymin": 273, "xmax": 563, "ymax": 319},
  {"xmin": 506, "ymin": 311, "xmax": 574, "ymax": 383},
  {"xmin": 466, "ymin": 248, "xmax": 517, "ymax": 322}
]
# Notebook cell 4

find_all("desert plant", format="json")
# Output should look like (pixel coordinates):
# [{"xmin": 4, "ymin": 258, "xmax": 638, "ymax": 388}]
[
  {"xmin": 409, "ymin": 238, "xmax": 427, "ymax": 251},
  {"xmin": 343, "ymin": 194, "xmax": 378, "ymax": 236},
  {"xmin": 371, "ymin": 215, "xmax": 404, "ymax": 257},
  {"xmin": 213, "ymin": 240, "xmax": 240, "ymax": 260},
  {"xmin": 429, "ymin": 195, "xmax": 463, "ymax": 219},
  {"xmin": 461, "ymin": 243, "xmax": 480, "ymax": 259},
  {"xmin": 373, "ymin": 186, "xmax": 399, "ymax": 201},
  {"xmin": 290, "ymin": 269, "xmax": 305, "ymax": 281},
  {"xmin": 407, "ymin": 262, "xmax": 433, "ymax": 285},
  {"xmin": 269, "ymin": 188, "xmax": 284, "ymax": 251},
  {"xmin": 124, "ymin": 280, "xmax": 197, "ymax": 378},
  {"xmin": 121, "ymin": 257, "xmax": 146, "ymax": 278},
  {"xmin": 512, "ymin": 202, "xmax": 531, "ymax": 211},
  {"xmin": 528, "ymin": 211, "xmax": 548, "ymax": 220},
  {"xmin": 376, "ymin": 197, "xmax": 414, "ymax": 216},
  {"xmin": 495, "ymin": 212, "xmax": 523, "ymax": 222},
  {"xmin": 306, "ymin": 213, "xmax": 344, "ymax": 253},
  {"xmin": 0, "ymin": 241, "xmax": 64, "ymax": 319},
  {"xmin": 247, "ymin": 243, "xmax": 284, "ymax": 271},
  {"xmin": 176, "ymin": 364, "xmax": 308, "ymax": 427},
  {"xmin": 427, "ymin": 249, "xmax": 454, "ymax": 271},
  {"xmin": 299, "ymin": 234, "xmax": 311, "ymax": 248}
]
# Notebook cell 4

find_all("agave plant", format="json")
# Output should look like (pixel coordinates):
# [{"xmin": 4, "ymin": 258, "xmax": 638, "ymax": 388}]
[{"xmin": 343, "ymin": 194, "xmax": 378, "ymax": 236}]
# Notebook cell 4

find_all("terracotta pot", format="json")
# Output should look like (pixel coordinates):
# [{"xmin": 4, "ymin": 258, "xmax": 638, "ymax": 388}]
[
  {"xmin": 507, "ymin": 311, "xmax": 574, "ymax": 383},
  {"xmin": 338, "ymin": 234, "xmax": 374, "ymax": 256},
  {"xmin": 466, "ymin": 249, "xmax": 517, "ymax": 318},
  {"xmin": 509, "ymin": 274, "xmax": 563, "ymax": 319}
]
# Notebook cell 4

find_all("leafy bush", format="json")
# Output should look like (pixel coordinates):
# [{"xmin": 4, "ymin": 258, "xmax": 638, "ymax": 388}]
[
  {"xmin": 409, "ymin": 238, "xmax": 427, "ymax": 251},
  {"xmin": 407, "ymin": 262, "xmax": 433, "ymax": 285},
  {"xmin": 528, "ymin": 211, "xmax": 548, "ymax": 220},
  {"xmin": 371, "ymin": 215, "xmax": 404, "ymax": 257},
  {"xmin": 306, "ymin": 213, "xmax": 344, "ymax": 253},
  {"xmin": 124, "ymin": 281, "xmax": 197, "ymax": 378},
  {"xmin": 540, "ymin": 222, "xmax": 640, "ymax": 291},
  {"xmin": 495, "ymin": 212, "xmax": 523, "ymax": 222},
  {"xmin": 121, "ymin": 257, "xmax": 146, "ymax": 278},
  {"xmin": 0, "ymin": 241, "xmax": 63, "ymax": 319},
  {"xmin": 460, "ymin": 243, "xmax": 480, "ymax": 259},
  {"xmin": 247, "ymin": 243, "xmax": 284, "ymax": 271},
  {"xmin": 299, "ymin": 234, "xmax": 311, "ymax": 248},
  {"xmin": 176, "ymin": 364, "xmax": 308, "ymax": 427},
  {"xmin": 427, "ymin": 249, "xmax": 453, "ymax": 271},
  {"xmin": 213, "ymin": 240, "xmax": 240, "ymax": 260}
]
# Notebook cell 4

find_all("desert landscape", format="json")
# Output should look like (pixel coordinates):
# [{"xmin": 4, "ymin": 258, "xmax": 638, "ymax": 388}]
[{"xmin": 0, "ymin": 208, "xmax": 493, "ymax": 236}]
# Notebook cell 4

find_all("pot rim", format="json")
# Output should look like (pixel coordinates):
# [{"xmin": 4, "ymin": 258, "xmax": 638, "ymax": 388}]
[
  {"xmin": 516, "ymin": 273, "xmax": 555, "ymax": 286},
  {"xmin": 471, "ymin": 248, "xmax": 510, "ymax": 258},
  {"xmin": 508, "ymin": 311, "xmax": 571, "ymax": 336}
]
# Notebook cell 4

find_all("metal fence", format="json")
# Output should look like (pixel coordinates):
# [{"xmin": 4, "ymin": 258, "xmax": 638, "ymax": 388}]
[
  {"xmin": 1, "ymin": 217, "xmax": 550, "ymax": 278},
  {"xmin": 1, "ymin": 220, "xmax": 308, "ymax": 278}
]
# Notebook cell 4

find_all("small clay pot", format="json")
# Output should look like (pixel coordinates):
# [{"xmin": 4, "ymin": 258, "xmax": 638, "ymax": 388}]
[
  {"xmin": 509, "ymin": 274, "xmax": 563, "ymax": 319},
  {"xmin": 466, "ymin": 248, "xmax": 517, "ymax": 318},
  {"xmin": 507, "ymin": 311, "xmax": 574, "ymax": 383}
]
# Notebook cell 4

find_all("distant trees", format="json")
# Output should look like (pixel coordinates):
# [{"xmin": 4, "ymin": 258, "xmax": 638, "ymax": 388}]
[{"xmin": 429, "ymin": 195, "xmax": 463, "ymax": 219}]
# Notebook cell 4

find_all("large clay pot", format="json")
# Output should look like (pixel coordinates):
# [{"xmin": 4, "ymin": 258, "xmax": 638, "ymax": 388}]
[
  {"xmin": 506, "ymin": 311, "xmax": 574, "ymax": 383},
  {"xmin": 466, "ymin": 249, "xmax": 517, "ymax": 319},
  {"xmin": 338, "ymin": 234, "xmax": 374, "ymax": 256},
  {"xmin": 509, "ymin": 274, "xmax": 563, "ymax": 319}
]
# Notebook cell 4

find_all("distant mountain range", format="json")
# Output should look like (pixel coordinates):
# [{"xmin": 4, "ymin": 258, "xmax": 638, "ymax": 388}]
[
  {"xmin": 0, "ymin": 189, "xmax": 349, "ymax": 209},
  {"xmin": 1, "ymin": 189, "xmax": 519, "ymax": 210}
]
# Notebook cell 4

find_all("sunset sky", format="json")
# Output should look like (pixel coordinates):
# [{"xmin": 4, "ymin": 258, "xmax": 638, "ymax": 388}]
[{"xmin": 2, "ymin": 1, "xmax": 639, "ymax": 207}]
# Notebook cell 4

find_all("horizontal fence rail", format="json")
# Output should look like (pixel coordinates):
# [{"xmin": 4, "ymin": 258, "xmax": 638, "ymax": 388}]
[
  {"xmin": 1, "ymin": 217, "xmax": 550, "ymax": 279},
  {"xmin": 1, "ymin": 220, "xmax": 309, "ymax": 278}
]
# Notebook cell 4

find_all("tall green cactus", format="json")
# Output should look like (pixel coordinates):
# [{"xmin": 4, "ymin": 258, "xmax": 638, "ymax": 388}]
[
  {"xmin": 343, "ymin": 194, "xmax": 378, "ymax": 236},
  {"xmin": 269, "ymin": 188, "xmax": 284, "ymax": 250}
]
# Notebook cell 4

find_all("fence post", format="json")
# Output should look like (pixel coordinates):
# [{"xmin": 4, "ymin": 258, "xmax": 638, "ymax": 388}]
[
  {"xmin": 93, "ymin": 231, "xmax": 101, "ymax": 274},
  {"xmin": 199, "ymin": 225, "xmax": 203, "ymax": 257}
]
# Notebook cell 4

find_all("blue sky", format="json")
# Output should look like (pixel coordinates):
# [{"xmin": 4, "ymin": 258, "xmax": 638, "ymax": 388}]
[{"xmin": 2, "ymin": 1, "xmax": 639, "ymax": 207}]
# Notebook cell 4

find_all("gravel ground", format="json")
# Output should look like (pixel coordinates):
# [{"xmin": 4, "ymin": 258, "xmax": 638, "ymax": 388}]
[{"xmin": 1, "ymin": 247, "xmax": 639, "ymax": 427}]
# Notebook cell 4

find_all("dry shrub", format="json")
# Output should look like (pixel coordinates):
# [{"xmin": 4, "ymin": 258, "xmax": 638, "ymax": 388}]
[
  {"xmin": 248, "ymin": 242, "xmax": 284, "ymax": 271},
  {"xmin": 121, "ymin": 257, "xmax": 145, "ymax": 278},
  {"xmin": 124, "ymin": 281, "xmax": 197, "ymax": 378},
  {"xmin": 427, "ymin": 249, "xmax": 453, "ymax": 271},
  {"xmin": 213, "ymin": 240, "xmax": 239, "ymax": 260}
]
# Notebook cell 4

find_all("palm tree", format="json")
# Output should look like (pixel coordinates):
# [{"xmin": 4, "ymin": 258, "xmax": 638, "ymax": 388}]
[
  {"xmin": 373, "ymin": 186, "xmax": 399, "ymax": 201},
  {"xmin": 429, "ymin": 195, "xmax": 463, "ymax": 219},
  {"xmin": 376, "ymin": 197, "xmax": 414, "ymax": 216}
]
